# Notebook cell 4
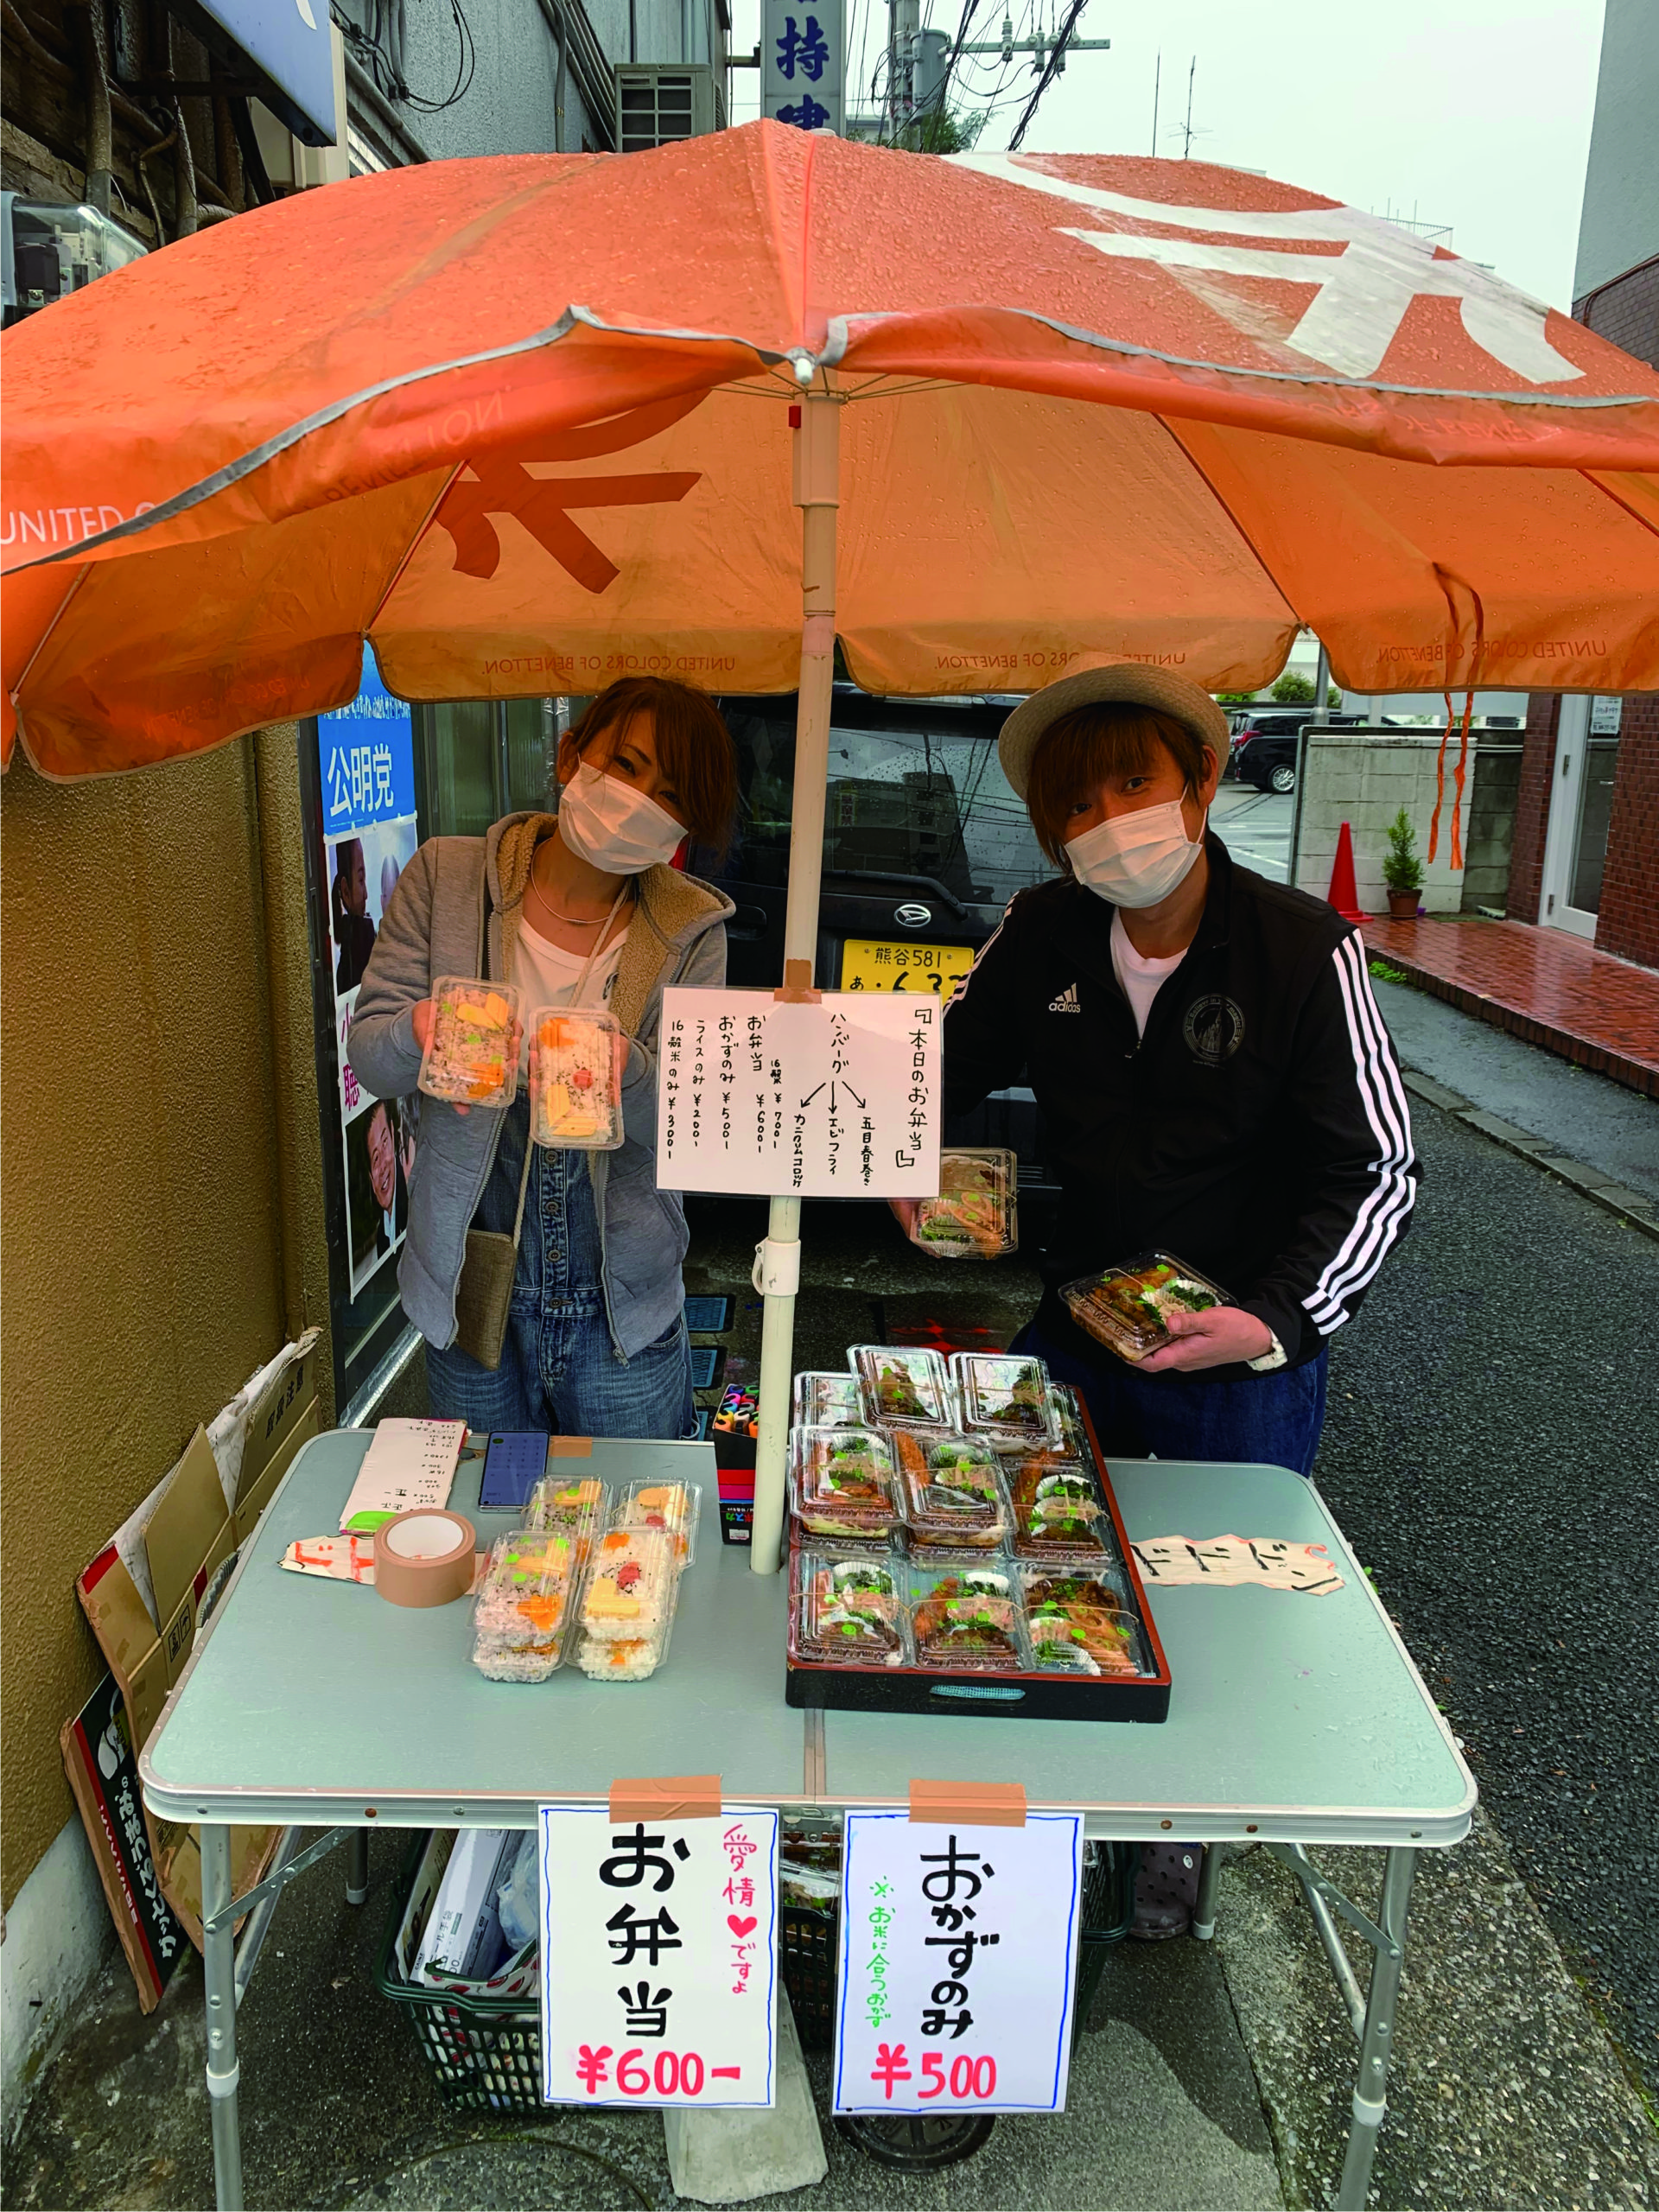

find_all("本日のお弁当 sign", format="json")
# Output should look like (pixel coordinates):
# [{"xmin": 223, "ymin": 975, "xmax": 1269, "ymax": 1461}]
[{"xmin": 655, "ymin": 990, "xmax": 940, "ymax": 1198}]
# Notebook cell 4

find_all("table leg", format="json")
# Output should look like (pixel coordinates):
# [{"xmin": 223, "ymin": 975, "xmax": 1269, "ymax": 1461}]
[
  {"xmin": 1334, "ymin": 1847, "xmax": 1416, "ymax": 2212},
  {"xmin": 1192, "ymin": 1843, "xmax": 1227, "ymax": 1942},
  {"xmin": 346, "ymin": 1827, "xmax": 370, "ymax": 1906},
  {"xmin": 201, "ymin": 1823, "xmax": 245, "ymax": 2212}
]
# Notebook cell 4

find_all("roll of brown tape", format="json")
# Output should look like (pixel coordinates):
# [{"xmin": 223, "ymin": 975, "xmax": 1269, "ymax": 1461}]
[{"xmin": 372, "ymin": 1510, "xmax": 477, "ymax": 1608}]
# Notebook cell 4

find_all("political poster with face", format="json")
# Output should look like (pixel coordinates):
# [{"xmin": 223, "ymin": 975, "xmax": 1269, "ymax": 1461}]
[{"xmin": 316, "ymin": 662, "xmax": 420, "ymax": 1294}]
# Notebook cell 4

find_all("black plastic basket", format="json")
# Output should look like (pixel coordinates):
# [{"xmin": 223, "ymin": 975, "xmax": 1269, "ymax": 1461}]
[{"xmin": 375, "ymin": 1840, "xmax": 545, "ymax": 2114}]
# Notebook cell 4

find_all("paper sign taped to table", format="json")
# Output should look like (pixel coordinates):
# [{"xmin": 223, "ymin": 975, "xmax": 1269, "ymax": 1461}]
[
  {"xmin": 655, "ymin": 989, "xmax": 941, "ymax": 1199},
  {"xmin": 538, "ymin": 1803, "xmax": 779, "ymax": 2108},
  {"xmin": 834, "ymin": 1810, "xmax": 1083, "ymax": 2115},
  {"xmin": 1130, "ymin": 1536, "xmax": 1344, "ymax": 1594},
  {"xmin": 338, "ymin": 1418, "xmax": 467, "ymax": 1533}
]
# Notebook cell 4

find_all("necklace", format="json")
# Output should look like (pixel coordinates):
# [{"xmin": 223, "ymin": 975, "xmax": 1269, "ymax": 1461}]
[{"xmin": 527, "ymin": 855, "xmax": 624, "ymax": 927}]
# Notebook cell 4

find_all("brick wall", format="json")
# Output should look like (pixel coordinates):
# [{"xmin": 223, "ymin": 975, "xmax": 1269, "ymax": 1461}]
[
  {"xmin": 1574, "ymin": 255, "xmax": 1659, "ymax": 371},
  {"xmin": 1506, "ymin": 693, "xmax": 1559, "ymax": 923},
  {"xmin": 1595, "ymin": 695, "xmax": 1659, "ymax": 969}
]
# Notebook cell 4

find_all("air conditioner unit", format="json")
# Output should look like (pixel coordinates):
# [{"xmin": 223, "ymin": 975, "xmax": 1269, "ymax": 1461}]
[{"xmin": 614, "ymin": 63, "xmax": 721, "ymax": 152}]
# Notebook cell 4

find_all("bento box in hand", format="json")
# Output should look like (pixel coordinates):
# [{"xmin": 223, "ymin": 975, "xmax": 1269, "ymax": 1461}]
[
  {"xmin": 1061, "ymin": 1251, "xmax": 1231, "ymax": 1364},
  {"xmin": 419, "ymin": 978, "xmax": 523, "ymax": 1107},
  {"xmin": 527, "ymin": 1007, "xmax": 626, "ymax": 1150},
  {"xmin": 908, "ymin": 1147, "xmax": 1019, "ymax": 1260}
]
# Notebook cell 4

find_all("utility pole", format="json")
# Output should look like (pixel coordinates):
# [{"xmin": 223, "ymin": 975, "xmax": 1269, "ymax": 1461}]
[
  {"xmin": 887, "ymin": 0, "xmax": 921, "ymax": 143},
  {"xmin": 955, "ymin": 10, "xmax": 1109, "ymax": 73}
]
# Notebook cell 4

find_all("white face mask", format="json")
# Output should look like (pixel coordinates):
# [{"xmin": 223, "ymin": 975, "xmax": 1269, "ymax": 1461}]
[
  {"xmin": 556, "ymin": 761, "xmax": 685, "ymax": 874},
  {"xmin": 1065, "ymin": 792, "xmax": 1205, "ymax": 908}
]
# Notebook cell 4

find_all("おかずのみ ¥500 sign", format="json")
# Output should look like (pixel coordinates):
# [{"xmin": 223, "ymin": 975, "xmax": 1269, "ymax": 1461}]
[
  {"xmin": 833, "ymin": 1812, "xmax": 1084, "ymax": 2114},
  {"xmin": 537, "ymin": 1806, "xmax": 779, "ymax": 2107}
]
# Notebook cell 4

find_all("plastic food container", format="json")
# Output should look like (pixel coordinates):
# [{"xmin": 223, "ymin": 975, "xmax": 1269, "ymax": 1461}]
[
  {"xmin": 524, "ymin": 1474, "xmax": 607, "ymax": 1537},
  {"xmin": 792, "ymin": 1371, "xmax": 866, "ymax": 1428},
  {"xmin": 419, "ymin": 978, "xmax": 523, "ymax": 1107},
  {"xmin": 1007, "ymin": 1452, "xmax": 1111, "ymax": 1561},
  {"xmin": 909, "ymin": 1147, "xmax": 1019, "ymax": 1260},
  {"xmin": 949, "ymin": 1352, "xmax": 1058, "ymax": 1446},
  {"xmin": 891, "ymin": 1427, "xmax": 1011, "ymax": 1549},
  {"xmin": 909, "ymin": 1562, "xmax": 1027, "ymax": 1672},
  {"xmin": 1047, "ymin": 1382, "xmax": 1092, "ymax": 1465},
  {"xmin": 528, "ymin": 1007, "xmax": 626, "ymax": 1150},
  {"xmin": 612, "ymin": 1480, "xmax": 700, "ymax": 1567},
  {"xmin": 472, "ymin": 1529, "xmax": 587, "ymax": 1681},
  {"xmin": 1019, "ymin": 1567, "xmax": 1151, "ymax": 1678},
  {"xmin": 793, "ymin": 1552, "xmax": 909, "ymax": 1666},
  {"xmin": 1060, "ymin": 1251, "xmax": 1231, "ymax": 1364},
  {"xmin": 790, "ymin": 1427, "xmax": 899, "ymax": 1541},
  {"xmin": 849, "ymin": 1345, "xmax": 954, "ymax": 1430},
  {"xmin": 576, "ymin": 1528, "xmax": 683, "ymax": 1681}
]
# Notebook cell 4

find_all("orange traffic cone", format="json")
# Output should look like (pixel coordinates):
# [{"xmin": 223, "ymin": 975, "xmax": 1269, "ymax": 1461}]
[{"xmin": 1326, "ymin": 820, "xmax": 1370, "ymax": 924}]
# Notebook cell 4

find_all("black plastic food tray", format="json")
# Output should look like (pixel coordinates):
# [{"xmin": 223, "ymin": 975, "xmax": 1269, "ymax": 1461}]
[{"xmin": 785, "ymin": 1405, "xmax": 1171, "ymax": 1724}]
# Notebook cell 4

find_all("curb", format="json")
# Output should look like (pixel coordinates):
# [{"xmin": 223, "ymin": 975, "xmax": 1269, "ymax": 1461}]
[{"xmin": 1400, "ymin": 1068, "xmax": 1659, "ymax": 1241}]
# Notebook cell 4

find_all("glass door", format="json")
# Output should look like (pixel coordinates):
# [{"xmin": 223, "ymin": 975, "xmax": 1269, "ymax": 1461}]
[{"xmin": 1540, "ymin": 696, "xmax": 1621, "ymax": 939}]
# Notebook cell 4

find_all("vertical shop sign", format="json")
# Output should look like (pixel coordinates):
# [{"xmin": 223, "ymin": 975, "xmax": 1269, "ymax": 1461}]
[
  {"xmin": 537, "ymin": 1805, "xmax": 779, "ymax": 2107},
  {"xmin": 317, "ymin": 664, "xmax": 419, "ymax": 1294},
  {"xmin": 833, "ymin": 1810, "xmax": 1083, "ymax": 2114},
  {"xmin": 761, "ymin": 0, "xmax": 844, "ymax": 134}
]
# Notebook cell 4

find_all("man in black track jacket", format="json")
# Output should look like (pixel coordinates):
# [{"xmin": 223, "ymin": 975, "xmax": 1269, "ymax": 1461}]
[{"xmin": 937, "ymin": 664, "xmax": 1419, "ymax": 1478}]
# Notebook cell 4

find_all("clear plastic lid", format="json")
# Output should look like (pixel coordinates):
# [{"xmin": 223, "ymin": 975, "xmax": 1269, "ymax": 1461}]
[
  {"xmin": 524, "ymin": 1473, "xmax": 607, "ymax": 1538},
  {"xmin": 949, "ymin": 1352, "xmax": 1057, "ymax": 1445},
  {"xmin": 472, "ymin": 1528, "xmax": 587, "ymax": 1681},
  {"xmin": 1047, "ymin": 1382, "xmax": 1092, "ymax": 1465},
  {"xmin": 910, "ymin": 1147, "xmax": 1019, "ymax": 1260},
  {"xmin": 791, "ymin": 1371, "xmax": 866, "ymax": 1428},
  {"xmin": 418, "ymin": 977, "xmax": 523, "ymax": 1108},
  {"xmin": 792, "ymin": 1551, "xmax": 909, "ymax": 1668},
  {"xmin": 1007, "ymin": 1452, "xmax": 1112, "ymax": 1562},
  {"xmin": 580, "ymin": 1526, "xmax": 680, "ymax": 1647},
  {"xmin": 891, "ymin": 1428, "xmax": 1011, "ymax": 1549},
  {"xmin": 1060, "ymin": 1251, "xmax": 1231, "ymax": 1364},
  {"xmin": 528, "ymin": 1007, "xmax": 626, "ymax": 1151},
  {"xmin": 790, "ymin": 1427, "xmax": 899, "ymax": 1541},
  {"xmin": 612, "ymin": 1480, "xmax": 700, "ymax": 1568},
  {"xmin": 849, "ymin": 1345, "xmax": 954, "ymax": 1430},
  {"xmin": 1018, "ymin": 1566, "xmax": 1153, "ymax": 1678},
  {"xmin": 909, "ymin": 1561, "xmax": 1028, "ymax": 1672}
]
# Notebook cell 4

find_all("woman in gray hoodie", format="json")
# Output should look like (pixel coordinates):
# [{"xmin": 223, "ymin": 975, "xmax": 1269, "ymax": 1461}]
[{"xmin": 347, "ymin": 677, "xmax": 737, "ymax": 1439}]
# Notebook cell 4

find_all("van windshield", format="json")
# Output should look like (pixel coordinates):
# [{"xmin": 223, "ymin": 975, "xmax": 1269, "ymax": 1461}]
[{"xmin": 712, "ymin": 696, "xmax": 1053, "ymax": 907}]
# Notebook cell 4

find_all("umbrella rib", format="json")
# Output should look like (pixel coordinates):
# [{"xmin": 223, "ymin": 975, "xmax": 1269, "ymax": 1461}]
[{"xmin": 1150, "ymin": 416, "xmax": 1303, "ymax": 633}]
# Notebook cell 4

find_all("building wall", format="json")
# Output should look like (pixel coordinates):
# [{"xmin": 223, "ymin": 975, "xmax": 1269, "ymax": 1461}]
[
  {"xmin": 1572, "ymin": 0, "xmax": 1659, "ymax": 300},
  {"xmin": 0, "ymin": 741, "xmax": 291, "ymax": 1909},
  {"xmin": 1506, "ymin": 692, "xmax": 1560, "ymax": 925},
  {"xmin": 1292, "ymin": 734, "xmax": 1521, "ymax": 916},
  {"xmin": 1596, "ymin": 696, "xmax": 1659, "ymax": 969}
]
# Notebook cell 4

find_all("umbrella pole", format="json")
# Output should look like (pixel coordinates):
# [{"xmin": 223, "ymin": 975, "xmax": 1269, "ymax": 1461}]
[{"xmin": 750, "ymin": 391, "xmax": 841, "ymax": 1574}]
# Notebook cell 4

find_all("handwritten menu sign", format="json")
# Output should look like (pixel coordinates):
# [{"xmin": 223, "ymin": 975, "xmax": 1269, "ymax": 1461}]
[
  {"xmin": 538, "ymin": 1805, "xmax": 779, "ymax": 2107},
  {"xmin": 655, "ymin": 990, "xmax": 941, "ymax": 1199},
  {"xmin": 338, "ymin": 1417, "xmax": 467, "ymax": 1533},
  {"xmin": 833, "ymin": 1811, "xmax": 1083, "ymax": 2115}
]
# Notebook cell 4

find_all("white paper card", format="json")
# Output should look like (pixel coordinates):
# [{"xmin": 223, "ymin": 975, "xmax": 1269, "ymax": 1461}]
[
  {"xmin": 538, "ymin": 1806, "xmax": 779, "ymax": 2107},
  {"xmin": 338, "ymin": 1416, "xmax": 467, "ymax": 1533},
  {"xmin": 833, "ymin": 1811, "xmax": 1083, "ymax": 2115},
  {"xmin": 655, "ymin": 989, "xmax": 942, "ymax": 1198}
]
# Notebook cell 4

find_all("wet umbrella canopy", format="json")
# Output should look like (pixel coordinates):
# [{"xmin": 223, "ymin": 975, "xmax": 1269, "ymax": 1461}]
[{"xmin": 7, "ymin": 124, "xmax": 1656, "ymax": 1558}]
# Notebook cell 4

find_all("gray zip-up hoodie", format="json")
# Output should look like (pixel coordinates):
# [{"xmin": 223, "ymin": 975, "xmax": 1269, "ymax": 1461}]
[{"xmin": 346, "ymin": 811, "xmax": 733, "ymax": 1360}]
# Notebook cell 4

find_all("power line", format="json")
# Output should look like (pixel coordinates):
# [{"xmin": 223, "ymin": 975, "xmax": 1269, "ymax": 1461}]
[{"xmin": 1005, "ymin": 0, "xmax": 1085, "ymax": 149}]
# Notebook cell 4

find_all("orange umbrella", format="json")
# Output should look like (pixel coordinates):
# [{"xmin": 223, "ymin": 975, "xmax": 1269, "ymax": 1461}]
[{"xmin": 8, "ymin": 123, "xmax": 1656, "ymax": 1560}]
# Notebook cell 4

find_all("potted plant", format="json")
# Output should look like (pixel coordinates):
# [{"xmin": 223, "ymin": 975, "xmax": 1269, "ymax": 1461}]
[{"xmin": 1382, "ymin": 808, "xmax": 1423, "ymax": 919}]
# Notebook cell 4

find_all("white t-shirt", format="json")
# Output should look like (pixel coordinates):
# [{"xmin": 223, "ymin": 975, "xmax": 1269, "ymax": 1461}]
[
  {"xmin": 511, "ymin": 914, "xmax": 624, "ymax": 1073},
  {"xmin": 1109, "ymin": 909, "xmax": 1186, "ymax": 1039}
]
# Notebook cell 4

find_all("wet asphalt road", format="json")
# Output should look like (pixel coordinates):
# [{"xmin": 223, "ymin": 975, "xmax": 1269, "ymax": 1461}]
[{"xmin": 1308, "ymin": 1097, "xmax": 1659, "ymax": 2100}]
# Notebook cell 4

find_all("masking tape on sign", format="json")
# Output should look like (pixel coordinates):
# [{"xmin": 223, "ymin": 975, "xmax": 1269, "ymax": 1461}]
[
  {"xmin": 909, "ymin": 1778, "xmax": 1027, "ymax": 1827},
  {"xmin": 609, "ymin": 1774, "xmax": 722, "ymax": 1822}
]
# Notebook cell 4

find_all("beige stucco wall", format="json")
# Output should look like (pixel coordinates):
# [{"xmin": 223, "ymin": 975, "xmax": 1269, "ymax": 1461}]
[{"xmin": 0, "ymin": 732, "xmax": 326, "ymax": 1909}]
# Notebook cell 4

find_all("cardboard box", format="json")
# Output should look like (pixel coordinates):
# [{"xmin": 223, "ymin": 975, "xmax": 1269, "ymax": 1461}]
[
  {"xmin": 73, "ymin": 1334, "xmax": 320, "ymax": 1981},
  {"xmin": 60, "ymin": 1672, "xmax": 187, "ymax": 2014}
]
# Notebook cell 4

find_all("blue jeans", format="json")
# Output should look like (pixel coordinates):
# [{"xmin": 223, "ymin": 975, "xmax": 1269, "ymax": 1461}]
[
  {"xmin": 424, "ymin": 1096, "xmax": 694, "ymax": 1440},
  {"xmin": 1011, "ymin": 1318, "xmax": 1329, "ymax": 1477}
]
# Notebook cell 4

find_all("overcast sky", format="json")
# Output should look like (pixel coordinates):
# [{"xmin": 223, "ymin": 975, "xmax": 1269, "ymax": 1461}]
[{"xmin": 730, "ymin": 0, "xmax": 1607, "ymax": 308}]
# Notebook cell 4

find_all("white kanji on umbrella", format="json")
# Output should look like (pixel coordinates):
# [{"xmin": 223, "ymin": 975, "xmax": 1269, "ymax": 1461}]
[{"xmin": 955, "ymin": 154, "xmax": 1581, "ymax": 386}]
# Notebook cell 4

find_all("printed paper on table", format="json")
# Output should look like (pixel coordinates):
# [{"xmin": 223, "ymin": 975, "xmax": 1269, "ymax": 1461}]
[
  {"xmin": 339, "ymin": 1417, "xmax": 467, "ymax": 1532},
  {"xmin": 655, "ymin": 988, "xmax": 941, "ymax": 1199},
  {"xmin": 538, "ymin": 1803, "xmax": 779, "ymax": 2108},
  {"xmin": 834, "ymin": 1809, "xmax": 1083, "ymax": 2115}
]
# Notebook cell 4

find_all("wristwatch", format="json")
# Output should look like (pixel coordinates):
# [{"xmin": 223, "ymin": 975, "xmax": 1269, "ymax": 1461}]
[{"xmin": 1246, "ymin": 1332, "xmax": 1288, "ymax": 1373}]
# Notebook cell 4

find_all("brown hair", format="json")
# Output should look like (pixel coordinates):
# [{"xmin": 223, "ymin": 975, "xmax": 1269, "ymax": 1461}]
[
  {"xmin": 569, "ymin": 677, "xmax": 738, "ymax": 855},
  {"xmin": 1025, "ymin": 705, "xmax": 1214, "ymax": 866}
]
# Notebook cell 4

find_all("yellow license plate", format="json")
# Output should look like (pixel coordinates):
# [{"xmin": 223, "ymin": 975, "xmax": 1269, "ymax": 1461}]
[{"xmin": 839, "ymin": 938, "xmax": 976, "ymax": 995}]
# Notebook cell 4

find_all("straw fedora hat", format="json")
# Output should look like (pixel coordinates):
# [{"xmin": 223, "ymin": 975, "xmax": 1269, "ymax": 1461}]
[{"xmin": 998, "ymin": 664, "xmax": 1231, "ymax": 799}]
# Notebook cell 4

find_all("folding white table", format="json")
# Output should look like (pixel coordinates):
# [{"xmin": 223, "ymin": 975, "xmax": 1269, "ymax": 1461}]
[{"xmin": 143, "ymin": 1430, "xmax": 1475, "ymax": 2212}]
